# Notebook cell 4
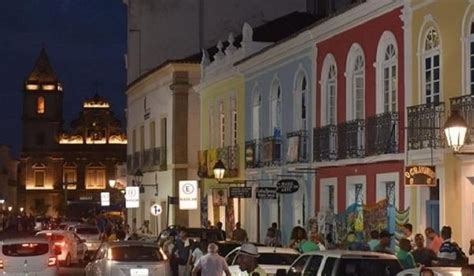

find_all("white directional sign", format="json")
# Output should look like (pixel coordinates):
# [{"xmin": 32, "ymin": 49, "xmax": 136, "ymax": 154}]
[
  {"xmin": 179, "ymin": 180, "xmax": 198, "ymax": 210},
  {"xmin": 125, "ymin": 187, "xmax": 140, "ymax": 208},
  {"xmin": 100, "ymin": 192, "xmax": 110, "ymax": 206},
  {"xmin": 150, "ymin": 204, "xmax": 162, "ymax": 216}
]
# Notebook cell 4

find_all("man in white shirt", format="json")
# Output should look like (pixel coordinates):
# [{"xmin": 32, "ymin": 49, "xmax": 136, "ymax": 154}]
[{"xmin": 192, "ymin": 243, "xmax": 231, "ymax": 276}]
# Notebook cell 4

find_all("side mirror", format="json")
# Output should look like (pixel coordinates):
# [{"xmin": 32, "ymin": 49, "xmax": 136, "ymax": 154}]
[{"xmin": 276, "ymin": 269, "xmax": 287, "ymax": 276}]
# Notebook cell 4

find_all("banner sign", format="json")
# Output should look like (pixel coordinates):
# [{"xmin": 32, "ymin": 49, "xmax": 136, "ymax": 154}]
[
  {"xmin": 125, "ymin": 187, "xmax": 140, "ymax": 208},
  {"xmin": 229, "ymin": 187, "xmax": 252, "ymax": 198},
  {"xmin": 179, "ymin": 180, "xmax": 198, "ymax": 210},
  {"xmin": 100, "ymin": 192, "xmax": 110, "ymax": 206},
  {"xmin": 405, "ymin": 165, "xmax": 436, "ymax": 187},
  {"xmin": 276, "ymin": 179, "xmax": 299, "ymax": 194},
  {"xmin": 256, "ymin": 187, "xmax": 277, "ymax": 199}
]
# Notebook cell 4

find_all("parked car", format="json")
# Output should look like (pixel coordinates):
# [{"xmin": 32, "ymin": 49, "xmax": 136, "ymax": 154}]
[
  {"xmin": 84, "ymin": 241, "xmax": 170, "ymax": 276},
  {"xmin": 225, "ymin": 246, "xmax": 300, "ymax": 275},
  {"xmin": 216, "ymin": 241, "xmax": 264, "ymax": 257},
  {"xmin": 0, "ymin": 237, "xmax": 59, "ymax": 275},
  {"xmin": 278, "ymin": 250, "xmax": 403, "ymax": 276},
  {"xmin": 36, "ymin": 230, "xmax": 87, "ymax": 266},
  {"xmin": 397, "ymin": 266, "xmax": 463, "ymax": 276},
  {"xmin": 71, "ymin": 224, "xmax": 101, "ymax": 257},
  {"xmin": 57, "ymin": 221, "xmax": 81, "ymax": 231}
]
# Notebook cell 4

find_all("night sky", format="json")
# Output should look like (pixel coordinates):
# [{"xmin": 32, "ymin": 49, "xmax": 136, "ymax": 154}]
[{"xmin": 0, "ymin": 0, "xmax": 127, "ymax": 155}]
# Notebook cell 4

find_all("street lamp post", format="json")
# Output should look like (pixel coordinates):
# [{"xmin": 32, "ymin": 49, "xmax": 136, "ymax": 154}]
[{"xmin": 444, "ymin": 109, "xmax": 470, "ymax": 153}]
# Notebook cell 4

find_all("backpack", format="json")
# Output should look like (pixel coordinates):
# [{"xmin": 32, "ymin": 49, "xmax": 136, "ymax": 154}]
[{"xmin": 454, "ymin": 243, "xmax": 469, "ymax": 266}]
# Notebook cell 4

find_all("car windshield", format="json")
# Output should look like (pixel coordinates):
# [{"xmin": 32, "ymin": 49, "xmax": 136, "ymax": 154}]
[
  {"xmin": 2, "ymin": 243, "xmax": 49, "ymax": 257},
  {"xmin": 110, "ymin": 246, "xmax": 162, "ymax": 262},
  {"xmin": 234, "ymin": 252, "xmax": 298, "ymax": 266},
  {"xmin": 336, "ymin": 258, "xmax": 403, "ymax": 276},
  {"xmin": 76, "ymin": 228, "xmax": 99, "ymax": 235}
]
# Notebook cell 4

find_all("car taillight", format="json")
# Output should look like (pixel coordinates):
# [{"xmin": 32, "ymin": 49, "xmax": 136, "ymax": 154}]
[{"xmin": 48, "ymin": 256, "xmax": 57, "ymax": 266}]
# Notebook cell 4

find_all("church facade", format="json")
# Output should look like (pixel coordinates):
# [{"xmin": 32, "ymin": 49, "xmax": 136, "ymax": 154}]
[{"xmin": 19, "ymin": 48, "xmax": 127, "ymax": 218}]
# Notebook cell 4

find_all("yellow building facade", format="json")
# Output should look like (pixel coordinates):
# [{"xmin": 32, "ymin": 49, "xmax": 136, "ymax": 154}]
[{"xmin": 406, "ymin": 0, "xmax": 474, "ymax": 255}]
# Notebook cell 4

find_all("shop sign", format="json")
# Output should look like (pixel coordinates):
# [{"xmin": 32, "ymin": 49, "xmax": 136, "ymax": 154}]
[
  {"xmin": 179, "ymin": 180, "xmax": 198, "ymax": 210},
  {"xmin": 276, "ymin": 179, "xmax": 299, "ymax": 194},
  {"xmin": 404, "ymin": 165, "xmax": 436, "ymax": 187},
  {"xmin": 256, "ymin": 187, "xmax": 277, "ymax": 199},
  {"xmin": 229, "ymin": 187, "xmax": 252, "ymax": 198},
  {"xmin": 100, "ymin": 192, "xmax": 110, "ymax": 206},
  {"xmin": 125, "ymin": 187, "xmax": 140, "ymax": 208},
  {"xmin": 150, "ymin": 204, "xmax": 162, "ymax": 216}
]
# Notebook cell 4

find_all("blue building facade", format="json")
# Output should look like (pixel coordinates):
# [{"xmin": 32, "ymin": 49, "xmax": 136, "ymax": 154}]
[{"xmin": 239, "ymin": 46, "xmax": 315, "ymax": 244}]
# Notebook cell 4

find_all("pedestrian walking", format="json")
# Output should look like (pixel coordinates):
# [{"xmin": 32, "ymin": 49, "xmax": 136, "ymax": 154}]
[
  {"xmin": 172, "ymin": 230, "xmax": 194, "ymax": 276},
  {"xmin": 191, "ymin": 243, "xmax": 231, "ymax": 276},
  {"xmin": 271, "ymin": 222, "xmax": 282, "ymax": 245},
  {"xmin": 216, "ymin": 221, "xmax": 226, "ymax": 240},
  {"xmin": 412, "ymin": 233, "xmax": 437, "ymax": 267},
  {"xmin": 236, "ymin": 243, "xmax": 266, "ymax": 275},
  {"xmin": 232, "ymin": 222, "xmax": 248, "ymax": 242},
  {"xmin": 264, "ymin": 227, "xmax": 279, "ymax": 247}
]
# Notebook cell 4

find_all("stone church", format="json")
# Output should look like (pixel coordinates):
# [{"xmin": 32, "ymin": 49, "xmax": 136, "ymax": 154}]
[{"xmin": 19, "ymin": 48, "xmax": 127, "ymax": 218}]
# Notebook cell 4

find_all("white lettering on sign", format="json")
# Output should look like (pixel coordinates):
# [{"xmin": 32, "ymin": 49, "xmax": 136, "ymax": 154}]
[
  {"xmin": 125, "ymin": 187, "xmax": 140, "ymax": 208},
  {"xmin": 179, "ymin": 180, "xmax": 198, "ymax": 210}
]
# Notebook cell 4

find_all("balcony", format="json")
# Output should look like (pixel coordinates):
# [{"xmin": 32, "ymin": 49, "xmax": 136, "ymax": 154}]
[
  {"xmin": 141, "ymin": 149, "xmax": 152, "ymax": 170},
  {"xmin": 133, "ymin": 152, "xmax": 140, "ymax": 171},
  {"xmin": 152, "ymin": 147, "xmax": 167, "ymax": 171},
  {"xmin": 286, "ymin": 130, "xmax": 309, "ymax": 163},
  {"xmin": 366, "ymin": 111, "xmax": 399, "ymax": 155},
  {"xmin": 450, "ymin": 95, "xmax": 474, "ymax": 144},
  {"xmin": 198, "ymin": 145, "xmax": 239, "ymax": 178},
  {"xmin": 407, "ymin": 102, "xmax": 445, "ymax": 150},
  {"xmin": 313, "ymin": 125, "xmax": 337, "ymax": 162},
  {"xmin": 260, "ymin": 136, "xmax": 282, "ymax": 167},
  {"xmin": 245, "ymin": 140, "xmax": 261, "ymax": 168},
  {"xmin": 338, "ymin": 119, "xmax": 365, "ymax": 159}
]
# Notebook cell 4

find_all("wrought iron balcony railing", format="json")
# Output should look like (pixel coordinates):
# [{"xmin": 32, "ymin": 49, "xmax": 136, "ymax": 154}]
[
  {"xmin": 338, "ymin": 119, "xmax": 365, "ymax": 159},
  {"xmin": 313, "ymin": 125, "xmax": 337, "ymax": 162},
  {"xmin": 152, "ymin": 147, "xmax": 167, "ymax": 171},
  {"xmin": 407, "ymin": 102, "xmax": 445, "ymax": 150},
  {"xmin": 286, "ymin": 130, "xmax": 309, "ymax": 163},
  {"xmin": 245, "ymin": 139, "xmax": 261, "ymax": 168},
  {"xmin": 142, "ymin": 149, "xmax": 152, "ymax": 169},
  {"xmin": 450, "ymin": 95, "xmax": 474, "ymax": 144},
  {"xmin": 366, "ymin": 111, "xmax": 399, "ymax": 155},
  {"xmin": 260, "ymin": 136, "xmax": 282, "ymax": 167}
]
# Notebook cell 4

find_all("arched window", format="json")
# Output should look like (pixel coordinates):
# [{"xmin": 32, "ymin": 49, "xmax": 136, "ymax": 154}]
[
  {"xmin": 252, "ymin": 94, "xmax": 262, "ymax": 140},
  {"xmin": 37, "ymin": 96, "xmax": 45, "ymax": 114},
  {"xmin": 270, "ymin": 81, "xmax": 282, "ymax": 136},
  {"xmin": 352, "ymin": 54, "xmax": 365, "ymax": 119},
  {"xmin": 327, "ymin": 64, "xmax": 337, "ymax": 125},
  {"xmin": 382, "ymin": 44, "xmax": 397, "ymax": 112},
  {"xmin": 294, "ymin": 71, "xmax": 308, "ymax": 131},
  {"xmin": 422, "ymin": 28, "xmax": 441, "ymax": 104}
]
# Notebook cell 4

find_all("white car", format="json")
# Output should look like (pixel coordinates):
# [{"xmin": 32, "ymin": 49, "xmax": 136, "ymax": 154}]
[
  {"xmin": 71, "ymin": 224, "xmax": 102, "ymax": 255},
  {"xmin": 398, "ymin": 266, "xmax": 463, "ymax": 275},
  {"xmin": 225, "ymin": 246, "xmax": 300, "ymax": 275},
  {"xmin": 281, "ymin": 250, "xmax": 403, "ymax": 276},
  {"xmin": 36, "ymin": 230, "xmax": 87, "ymax": 266},
  {"xmin": 57, "ymin": 221, "xmax": 81, "ymax": 232},
  {"xmin": 0, "ymin": 237, "xmax": 59, "ymax": 275},
  {"xmin": 85, "ymin": 241, "xmax": 170, "ymax": 276}
]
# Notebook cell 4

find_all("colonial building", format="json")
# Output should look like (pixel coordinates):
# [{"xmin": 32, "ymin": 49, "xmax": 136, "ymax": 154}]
[
  {"xmin": 19, "ymin": 48, "xmax": 127, "ymax": 218},
  {"xmin": 404, "ymin": 0, "xmax": 474, "ymax": 259},
  {"xmin": 125, "ymin": 60, "xmax": 201, "ymax": 233},
  {"xmin": 0, "ymin": 145, "xmax": 19, "ymax": 211},
  {"xmin": 312, "ymin": 0, "xmax": 406, "ymax": 220}
]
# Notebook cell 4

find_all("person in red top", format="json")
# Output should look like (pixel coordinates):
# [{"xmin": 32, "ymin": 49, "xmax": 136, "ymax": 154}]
[{"xmin": 425, "ymin": 227, "xmax": 443, "ymax": 254}]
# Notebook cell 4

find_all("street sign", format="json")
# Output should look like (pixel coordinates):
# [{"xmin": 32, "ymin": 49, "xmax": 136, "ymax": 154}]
[
  {"xmin": 100, "ymin": 192, "xmax": 110, "ymax": 206},
  {"xmin": 256, "ymin": 187, "xmax": 277, "ymax": 199},
  {"xmin": 179, "ymin": 180, "xmax": 198, "ymax": 210},
  {"xmin": 276, "ymin": 179, "xmax": 299, "ymax": 194},
  {"xmin": 125, "ymin": 186, "xmax": 140, "ymax": 208},
  {"xmin": 150, "ymin": 204, "xmax": 162, "ymax": 216},
  {"xmin": 229, "ymin": 187, "xmax": 252, "ymax": 198},
  {"xmin": 404, "ymin": 165, "xmax": 436, "ymax": 187}
]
